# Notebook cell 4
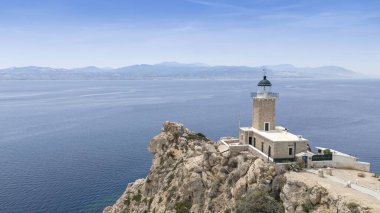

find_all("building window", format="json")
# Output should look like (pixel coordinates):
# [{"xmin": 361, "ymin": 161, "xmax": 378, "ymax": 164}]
[
  {"xmin": 261, "ymin": 142, "xmax": 264, "ymax": 152},
  {"xmin": 289, "ymin": 148, "xmax": 293, "ymax": 156},
  {"xmin": 248, "ymin": 137, "xmax": 252, "ymax": 145},
  {"xmin": 268, "ymin": 146, "xmax": 271, "ymax": 157},
  {"xmin": 264, "ymin": 122, "xmax": 270, "ymax": 131},
  {"xmin": 253, "ymin": 137, "xmax": 256, "ymax": 147}
]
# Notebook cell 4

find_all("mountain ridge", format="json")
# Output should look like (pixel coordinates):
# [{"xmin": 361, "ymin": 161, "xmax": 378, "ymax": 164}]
[{"xmin": 0, "ymin": 63, "xmax": 362, "ymax": 80}]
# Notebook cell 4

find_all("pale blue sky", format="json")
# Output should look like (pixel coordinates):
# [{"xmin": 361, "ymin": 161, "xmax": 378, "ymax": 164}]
[{"xmin": 0, "ymin": 0, "xmax": 379, "ymax": 75}]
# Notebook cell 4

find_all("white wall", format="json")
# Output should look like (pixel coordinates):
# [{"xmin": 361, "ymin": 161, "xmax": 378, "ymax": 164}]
[{"xmin": 309, "ymin": 154, "xmax": 370, "ymax": 172}]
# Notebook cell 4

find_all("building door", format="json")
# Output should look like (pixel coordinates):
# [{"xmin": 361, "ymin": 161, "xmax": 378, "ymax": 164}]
[
  {"xmin": 268, "ymin": 146, "xmax": 271, "ymax": 157},
  {"xmin": 302, "ymin": 156, "xmax": 308, "ymax": 167},
  {"xmin": 264, "ymin": 122, "xmax": 270, "ymax": 131},
  {"xmin": 248, "ymin": 137, "xmax": 252, "ymax": 145}
]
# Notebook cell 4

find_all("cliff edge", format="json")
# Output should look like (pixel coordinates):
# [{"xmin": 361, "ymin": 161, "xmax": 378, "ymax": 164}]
[{"xmin": 104, "ymin": 122, "xmax": 374, "ymax": 213}]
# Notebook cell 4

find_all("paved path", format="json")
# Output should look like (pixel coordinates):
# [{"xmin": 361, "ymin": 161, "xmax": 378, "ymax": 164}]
[{"xmin": 306, "ymin": 169, "xmax": 380, "ymax": 200}]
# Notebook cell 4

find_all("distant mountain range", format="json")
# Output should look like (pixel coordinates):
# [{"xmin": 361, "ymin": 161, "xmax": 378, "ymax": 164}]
[{"xmin": 0, "ymin": 63, "xmax": 362, "ymax": 80}]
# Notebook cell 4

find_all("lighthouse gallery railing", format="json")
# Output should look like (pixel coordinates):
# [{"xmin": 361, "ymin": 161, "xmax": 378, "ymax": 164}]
[{"xmin": 251, "ymin": 92, "xmax": 279, "ymax": 98}]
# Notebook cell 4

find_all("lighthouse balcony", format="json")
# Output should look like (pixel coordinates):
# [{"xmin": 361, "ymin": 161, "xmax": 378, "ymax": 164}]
[{"xmin": 251, "ymin": 92, "xmax": 279, "ymax": 98}]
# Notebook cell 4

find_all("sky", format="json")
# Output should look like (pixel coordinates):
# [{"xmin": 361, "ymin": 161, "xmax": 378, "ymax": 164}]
[{"xmin": 0, "ymin": 0, "xmax": 379, "ymax": 75}]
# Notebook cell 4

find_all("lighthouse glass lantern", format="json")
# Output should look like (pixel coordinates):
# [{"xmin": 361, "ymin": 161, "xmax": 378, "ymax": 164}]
[
  {"xmin": 257, "ymin": 76, "xmax": 272, "ymax": 93},
  {"xmin": 255, "ymin": 75, "xmax": 274, "ymax": 98},
  {"xmin": 251, "ymin": 75, "xmax": 278, "ymax": 99}
]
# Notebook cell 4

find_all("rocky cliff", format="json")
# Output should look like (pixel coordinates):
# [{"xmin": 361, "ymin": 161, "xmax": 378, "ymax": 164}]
[{"xmin": 104, "ymin": 122, "xmax": 370, "ymax": 213}]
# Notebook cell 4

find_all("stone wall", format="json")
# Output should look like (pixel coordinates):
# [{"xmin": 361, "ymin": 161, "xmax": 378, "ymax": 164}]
[
  {"xmin": 229, "ymin": 144, "xmax": 249, "ymax": 154},
  {"xmin": 273, "ymin": 140, "xmax": 309, "ymax": 160},
  {"xmin": 309, "ymin": 155, "xmax": 370, "ymax": 172},
  {"xmin": 252, "ymin": 97, "xmax": 276, "ymax": 130}
]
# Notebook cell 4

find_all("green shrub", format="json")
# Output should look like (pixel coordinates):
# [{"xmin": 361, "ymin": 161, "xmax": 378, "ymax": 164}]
[
  {"xmin": 124, "ymin": 198, "xmax": 130, "ymax": 205},
  {"xmin": 224, "ymin": 209, "xmax": 231, "ymax": 213},
  {"xmin": 236, "ymin": 188, "xmax": 285, "ymax": 213},
  {"xmin": 185, "ymin": 132, "xmax": 209, "ymax": 141},
  {"xmin": 174, "ymin": 199, "xmax": 192, "ymax": 213},
  {"xmin": 196, "ymin": 132, "xmax": 207, "ymax": 139},
  {"xmin": 323, "ymin": 149, "xmax": 332, "ymax": 155},
  {"xmin": 132, "ymin": 193, "xmax": 142, "ymax": 203},
  {"xmin": 289, "ymin": 160, "xmax": 305, "ymax": 172}
]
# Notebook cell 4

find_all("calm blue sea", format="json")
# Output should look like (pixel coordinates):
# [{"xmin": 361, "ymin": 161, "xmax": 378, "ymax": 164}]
[{"xmin": 0, "ymin": 79, "xmax": 379, "ymax": 212}]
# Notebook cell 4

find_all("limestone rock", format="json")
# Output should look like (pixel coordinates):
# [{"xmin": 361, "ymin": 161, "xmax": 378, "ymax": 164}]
[
  {"xmin": 238, "ymin": 162, "xmax": 250, "ymax": 177},
  {"xmin": 247, "ymin": 164, "xmax": 257, "ymax": 184},
  {"xmin": 104, "ymin": 121, "xmax": 367, "ymax": 213},
  {"xmin": 202, "ymin": 143, "xmax": 216, "ymax": 153},
  {"xmin": 162, "ymin": 121, "xmax": 185, "ymax": 135},
  {"xmin": 309, "ymin": 185, "xmax": 327, "ymax": 205}
]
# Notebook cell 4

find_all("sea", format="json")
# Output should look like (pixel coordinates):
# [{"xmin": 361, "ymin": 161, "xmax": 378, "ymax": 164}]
[{"xmin": 0, "ymin": 79, "xmax": 379, "ymax": 212}]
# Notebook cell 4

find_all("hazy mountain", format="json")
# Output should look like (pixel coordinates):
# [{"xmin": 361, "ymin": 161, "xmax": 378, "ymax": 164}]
[{"xmin": 0, "ymin": 63, "xmax": 361, "ymax": 80}]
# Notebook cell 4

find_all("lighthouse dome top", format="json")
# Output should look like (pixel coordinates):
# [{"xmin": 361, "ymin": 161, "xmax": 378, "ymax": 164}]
[{"xmin": 257, "ymin": 76, "xmax": 272, "ymax": 87}]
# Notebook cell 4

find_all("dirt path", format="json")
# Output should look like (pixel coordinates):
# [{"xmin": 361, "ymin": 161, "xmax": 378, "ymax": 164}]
[{"xmin": 286, "ymin": 169, "xmax": 380, "ymax": 212}]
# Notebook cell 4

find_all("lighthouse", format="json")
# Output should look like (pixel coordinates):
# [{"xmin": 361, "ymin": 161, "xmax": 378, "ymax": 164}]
[
  {"xmin": 216, "ymin": 75, "xmax": 370, "ymax": 170},
  {"xmin": 238, "ymin": 75, "xmax": 308, "ymax": 162},
  {"xmin": 252, "ymin": 76, "xmax": 278, "ymax": 131}
]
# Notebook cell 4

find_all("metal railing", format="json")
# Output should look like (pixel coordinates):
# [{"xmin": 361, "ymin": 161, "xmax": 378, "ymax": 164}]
[
  {"xmin": 311, "ymin": 154, "xmax": 333, "ymax": 161},
  {"xmin": 251, "ymin": 92, "xmax": 279, "ymax": 98}
]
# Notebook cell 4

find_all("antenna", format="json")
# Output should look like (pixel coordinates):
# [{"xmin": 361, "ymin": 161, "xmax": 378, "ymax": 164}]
[{"xmin": 262, "ymin": 66, "xmax": 266, "ymax": 76}]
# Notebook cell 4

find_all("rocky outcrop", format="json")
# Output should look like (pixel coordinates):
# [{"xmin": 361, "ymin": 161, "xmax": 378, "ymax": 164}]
[
  {"xmin": 281, "ymin": 181, "xmax": 372, "ymax": 213},
  {"xmin": 104, "ymin": 121, "xmax": 368, "ymax": 213}
]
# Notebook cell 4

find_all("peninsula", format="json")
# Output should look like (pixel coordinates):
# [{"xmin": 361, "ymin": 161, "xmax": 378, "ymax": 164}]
[{"xmin": 104, "ymin": 77, "xmax": 378, "ymax": 213}]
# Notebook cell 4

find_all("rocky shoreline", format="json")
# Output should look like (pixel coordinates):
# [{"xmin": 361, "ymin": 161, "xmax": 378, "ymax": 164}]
[{"xmin": 104, "ymin": 121, "xmax": 371, "ymax": 213}]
